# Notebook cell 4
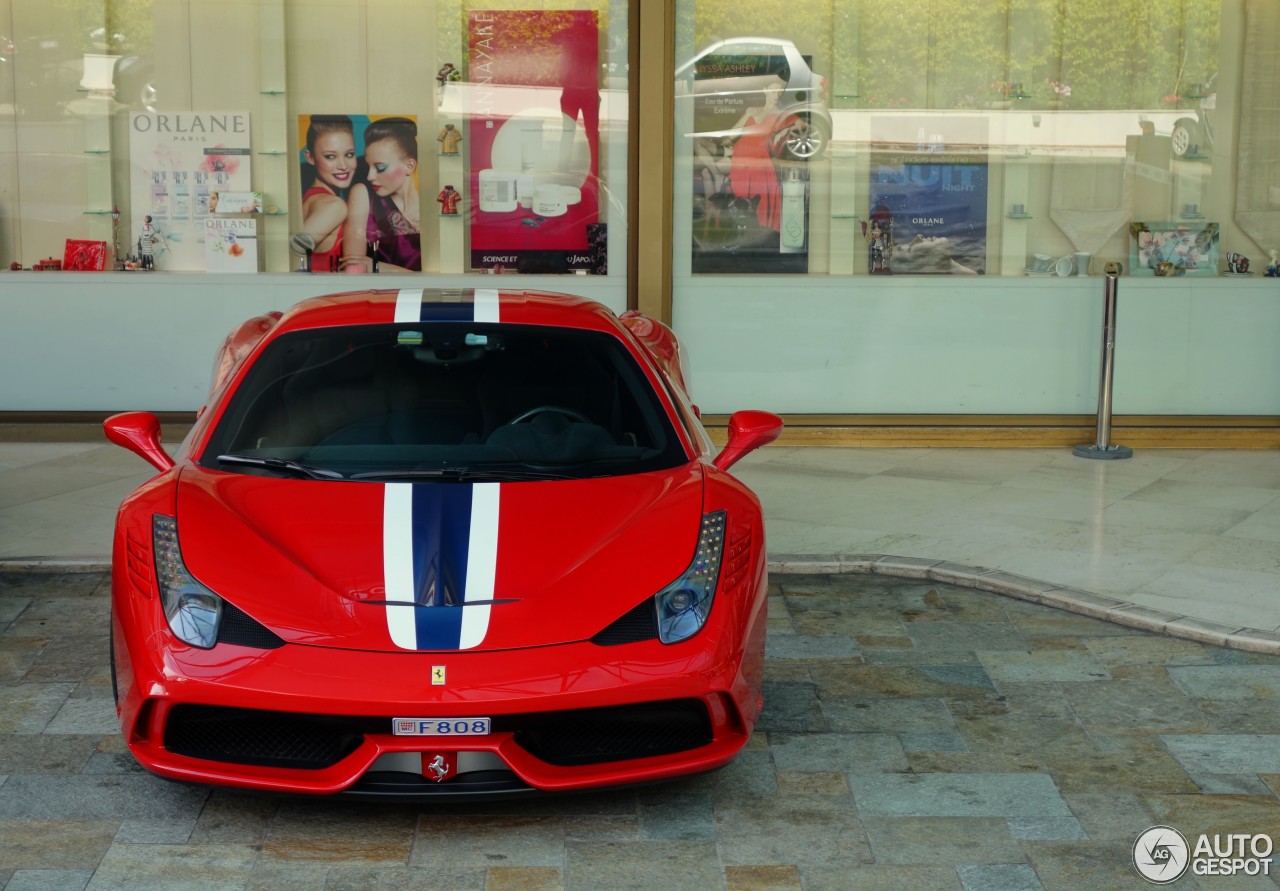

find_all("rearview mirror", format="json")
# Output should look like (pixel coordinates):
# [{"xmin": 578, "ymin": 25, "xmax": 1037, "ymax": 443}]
[
  {"xmin": 104, "ymin": 411, "xmax": 175, "ymax": 472},
  {"xmin": 712, "ymin": 410, "xmax": 783, "ymax": 471}
]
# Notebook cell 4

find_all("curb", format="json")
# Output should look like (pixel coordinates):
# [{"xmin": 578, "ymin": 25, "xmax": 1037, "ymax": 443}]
[
  {"xmin": 6, "ymin": 554, "xmax": 1279, "ymax": 656},
  {"xmin": 768, "ymin": 553, "xmax": 1280, "ymax": 656}
]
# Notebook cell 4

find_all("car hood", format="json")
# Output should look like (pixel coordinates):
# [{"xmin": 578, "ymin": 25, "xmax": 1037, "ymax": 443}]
[{"xmin": 175, "ymin": 465, "xmax": 705, "ymax": 652}]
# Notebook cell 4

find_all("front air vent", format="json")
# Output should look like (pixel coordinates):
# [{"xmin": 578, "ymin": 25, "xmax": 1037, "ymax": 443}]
[{"xmin": 591, "ymin": 598, "xmax": 658, "ymax": 646}]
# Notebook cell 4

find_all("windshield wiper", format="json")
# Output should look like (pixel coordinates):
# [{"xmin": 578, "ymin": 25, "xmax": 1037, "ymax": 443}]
[
  {"xmin": 216, "ymin": 454, "xmax": 345, "ymax": 480},
  {"xmin": 349, "ymin": 466, "xmax": 574, "ymax": 482}
]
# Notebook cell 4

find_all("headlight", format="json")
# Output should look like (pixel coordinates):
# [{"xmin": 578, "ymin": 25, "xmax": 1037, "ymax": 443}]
[
  {"xmin": 655, "ymin": 511, "xmax": 726, "ymax": 644},
  {"xmin": 152, "ymin": 514, "xmax": 222, "ymax": 649}
]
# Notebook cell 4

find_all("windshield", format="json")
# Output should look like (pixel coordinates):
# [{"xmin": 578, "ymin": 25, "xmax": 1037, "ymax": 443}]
[{"xmin": 200, "ymin": 322, "xmax": 688, "ymax": 481}]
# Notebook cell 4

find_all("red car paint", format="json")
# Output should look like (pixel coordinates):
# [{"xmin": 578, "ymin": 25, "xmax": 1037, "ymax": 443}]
[{"xmin": 106, "ymin": 288, "xmax": 781, "ymax": 799}]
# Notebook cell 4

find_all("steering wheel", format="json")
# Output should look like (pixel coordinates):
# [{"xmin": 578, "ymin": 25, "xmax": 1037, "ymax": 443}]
[{"xmin": 506, "ymin": 405, "xmax": 591, "ymax": 426}]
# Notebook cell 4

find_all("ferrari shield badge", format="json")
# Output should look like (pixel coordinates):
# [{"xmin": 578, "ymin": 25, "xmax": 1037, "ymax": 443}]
[
  {"xmin": 424, "ymin": 752, "xmax": 457, "ymax": 783},
  {"xmin": 432, "ymin": 665, "xmax": 446, "ymax": 686}
]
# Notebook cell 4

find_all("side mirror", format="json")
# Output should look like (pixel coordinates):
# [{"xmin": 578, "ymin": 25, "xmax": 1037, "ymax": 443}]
[
  {"xmin": 712, "ymin": 410, "xmax": 783, "ymax": 471},
  {"xmin": 104, "ymin": 411, "xmax": 175, "ymax": 472}
]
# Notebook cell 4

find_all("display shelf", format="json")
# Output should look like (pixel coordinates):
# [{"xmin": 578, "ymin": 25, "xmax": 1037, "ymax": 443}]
[
  {"xmin": 1007, "ymin": 212, "xmax": 1033, "ymax": 219},
  {"xmin": 84, "ymin": 149, "xmax": 111, "ymax": 155}
]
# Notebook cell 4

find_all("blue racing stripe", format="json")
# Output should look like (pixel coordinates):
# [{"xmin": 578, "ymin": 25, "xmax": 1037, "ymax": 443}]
[
  {"xmin": 418, "ymin": 302, "xmax": 476, "ymax": 322},
  {"xmin": 410, "ymin": 484, "xmax": 472, "ymax": 649}
]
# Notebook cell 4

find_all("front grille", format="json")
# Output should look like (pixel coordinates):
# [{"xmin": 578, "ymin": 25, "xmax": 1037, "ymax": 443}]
[
  {"xmin": 164, "ymin": 705, "xmax": 366, "ymax": 769},
  {"xmin": 513, "ymin": 699, "xmax": 712, "ymax": 766},
  {"xmin": 591, "ymin": 599, "xmax": 658, "ymax": 646},
  {"xmin": 217, "ymin": 601, "xmax": 285, "ymax": 649}
]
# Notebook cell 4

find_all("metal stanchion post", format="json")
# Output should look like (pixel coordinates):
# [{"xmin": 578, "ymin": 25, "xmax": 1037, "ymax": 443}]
[{"xmin": 1073, "ymin": 261, "xmax": 1133, "ymax": 460}]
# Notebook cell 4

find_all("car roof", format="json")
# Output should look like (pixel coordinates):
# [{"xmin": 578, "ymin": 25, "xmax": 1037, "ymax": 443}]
[{"xmin": 270, "ymin": 288, "xmax": 624, "ymax": 337}]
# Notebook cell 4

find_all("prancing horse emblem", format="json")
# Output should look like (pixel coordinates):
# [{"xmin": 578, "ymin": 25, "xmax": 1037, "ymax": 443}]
[
  {"xmin": 432, "ymin": 665, "xmax": 446, "ymax": 686},
  {"xmin": 427, "ymin": 754, "xmax": 450, "ymax": 782}
]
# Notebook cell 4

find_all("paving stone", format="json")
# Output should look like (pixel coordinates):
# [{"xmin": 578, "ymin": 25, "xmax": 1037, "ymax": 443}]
[
  {"xmin": 485, "ymin": 865, "xmax": 564, "ymax": 891},
  {"xmin": 801, "ymin": 864, "xmax": 965, "ymax": 891},
  {"xmin": 765, "ymin": 633, "xmax": 862, "ymax": 661},
  {"xmin": 0, "ymin": 820, "xmax": 119, "ymax": 871},
  {"xmin": 1168, "ymin": 664, "xmax": 1280, "ymax": 699},
  {"xmin": 5, "ymin": 869, "xmax": 94, "ymax": 891},
  {"xmin": 1007, "ymin": 816, "xmax": 1087, "ymax": 840},
  {"xmin": 189, "ymin": 792, "xmax": 280, "ymax": 845},
  {"xmin": 0, "ymin": 636, "xmax": 46, "ymax": 682},
  {"xmin": 82, "ymin": 843, "xmax": 259, "ymax": 891},
  {"xmin": 1161, "ymin": 734, "xmax": 1280, "ymax": 777},
  {"xmin": 862, "ymin": 817, "xmax": 1025, "ymax": 864},
  {"xmin": 410, "ymin": 814, "xmax": 564, "ymax": 869},
  {"xmin": 0, "ymin": 734, "xmax": 99, "ymax": 774},
  {"xmin": 899, "ymin": 732, "xmax": 968, "ymax": 753},
  {"xmin": 639, "ymin": 792, "xmax": 715, "ymax": 840},
  {"xmin": 0, "ymin": 775, "xmax": 208, "ymax": 821},
  {"xmin": 260, "ymin": 803, "xmax": 417, "ymax": 865},
  {"xmin": 906, "ymin": 621, "xmax": 1027, "ymax": 655},
  {"xmin": 820, "ymin": 698, "xmax": 956, "ymax": 734},
  {"xmin": 757, "ymin": 681, "xmax": 827, "ymax": 732},
  {"xmin": 849, "ymin": 773, "xmax": 1073, "ymax": 818},
  {"xmin": 44, "ymin": 695, "xmax": 118, "ymax": 735},
  {"xmin": 564, "ymin": 841, "xmax": 724, "ymax": 891},
  {"xmin": 956, "ymin": 715, "xmax": 1098, "ymax": 760},
  {"xmin": 723, "ymin": 863, "xmax": 803, "ymax": 891},
  {"xmin": 714, "ymin": 799, "xmax": 872, "ymax": 868},
  {"xmin": 1064, "ymin": 678, "xmax": 1211, "ymax": 734},
  {"xmin": 242, "ymin": 860, "xmax": 333, "ymax": 891},
  {"xmin": 955, "ymin": 863, "xmax": 1044, "ymax": 891},
  {"xmin": 1061, "ymin": 790, "xmax": 1157, "ymax": 841},
  {"xmin": 0, "ymin": 594, "xmax": 33, "ymax": 628},
  {"xmin": 1083, "ymin": 635, "xmax": 1216, "ymax": 667},
  {"xmin": 0, "ymin": 683, "xmax": 76, "ymax": 734},
  {"xmin": 771, "ymin": 732, "xmax": 908, "ymax": 774},
  {"xmin": 978, "ymin": 648, "xmax": 1111, "ymax": 684},
  {"xmin": 113, "ymin": 818, "xmax": 198, "ymax": 844}
]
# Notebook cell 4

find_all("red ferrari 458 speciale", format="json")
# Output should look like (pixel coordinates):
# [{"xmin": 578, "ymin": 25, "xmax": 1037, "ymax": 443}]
[{"xmin": 105, "ymin": 288, "xmax": 782, "ymax": 799}]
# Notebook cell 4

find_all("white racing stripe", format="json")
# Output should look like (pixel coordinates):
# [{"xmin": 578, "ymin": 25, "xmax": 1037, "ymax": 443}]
[
  {"xmin": 473, "ymin": 288, "xmax": 500, "ymax": 323},
  {"xmin": 394, "ymin": 288, "xmax": 423, "ymax": 323},
  {"xmin": 459, "ymin": 482, "xmax": 500, "ymax": 649},
  {"xmin": 382, "ymin": 483, "xmax": 418, "ymax": 649}
]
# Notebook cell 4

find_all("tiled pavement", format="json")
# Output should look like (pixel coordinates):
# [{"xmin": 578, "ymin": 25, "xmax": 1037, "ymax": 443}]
[{"xmin": 4, "ymin": 570, "xmax": 1280, "ymax": 890}]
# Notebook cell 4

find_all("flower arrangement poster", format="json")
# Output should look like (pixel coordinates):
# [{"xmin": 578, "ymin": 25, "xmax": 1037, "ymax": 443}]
[
  {"xmin": 467, "ymin": 10, "xmax": 601, "ymax": 274},
  {"xmin": 128, "ymin": 112, "xmax": 252, "ymax": 271},
  {"xmin": 866, "ymin": 116, "xmax": 989, "ymax": 275}
]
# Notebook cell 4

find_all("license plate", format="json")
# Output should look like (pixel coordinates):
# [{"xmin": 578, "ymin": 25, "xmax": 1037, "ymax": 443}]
[{"xmin": 393, "ymin": 717, "xmax": 491, "ymax": 736}]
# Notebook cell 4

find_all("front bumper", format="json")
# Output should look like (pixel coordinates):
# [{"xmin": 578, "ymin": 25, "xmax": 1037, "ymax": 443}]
[{"xmin": 113, "ymin": 622, "xmax": 762, "ymax": 798}]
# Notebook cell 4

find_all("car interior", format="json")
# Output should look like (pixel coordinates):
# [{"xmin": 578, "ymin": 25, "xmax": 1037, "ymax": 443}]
[{"xmin": 201, "ymin": 322, "xmax": 686, "ymax": 479}]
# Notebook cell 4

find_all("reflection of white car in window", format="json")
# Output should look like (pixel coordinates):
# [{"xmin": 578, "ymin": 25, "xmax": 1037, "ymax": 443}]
[{"xmin": 676, "ymin": 37, "xmax": 831, "ymax": 161}]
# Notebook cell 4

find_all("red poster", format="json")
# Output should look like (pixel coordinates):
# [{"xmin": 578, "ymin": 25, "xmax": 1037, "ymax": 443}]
[{"xmin": 467, "ymin": 10, "xmax": 600, "ymax": 273}]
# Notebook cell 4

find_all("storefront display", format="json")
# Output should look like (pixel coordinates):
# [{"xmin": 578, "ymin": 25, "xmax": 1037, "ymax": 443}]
[
  {"xmin": 465, "ymin": 10, "xmax": 601, "ymax": 274},
  {"xmin": 128, "ymin": 112, "xmax": 252, "ymax": 272}
]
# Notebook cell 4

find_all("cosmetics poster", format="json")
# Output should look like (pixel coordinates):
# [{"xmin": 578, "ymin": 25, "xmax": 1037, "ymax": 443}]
[
  {"xmin": 866, "ymin": 116, "xmax": 989, "ymax": 275},
  {"xmin": 467, "ymin": 10, "xmax": 601, "ymax": 273},
  {"xmin": 128, "ymin": 112, "xmax": 252, "ymax": 271}
]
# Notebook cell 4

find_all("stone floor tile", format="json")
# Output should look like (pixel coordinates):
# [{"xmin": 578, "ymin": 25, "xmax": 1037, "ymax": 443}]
[
  {"xmin": 0, "ymin": 775, "xmax": 208, "ymax": 821},
  {"xmin": 764, "ymin": 633, "xmax": 861, "ymax": 661},
  {"xmin": 564, "ymin": 841, "xmax": 724, "ymax": 891},
  {"xmin": 1196, "ymin": 698, "xmax": 1280, "ymax": 734},
  {"xmin": 189, "ymin": 793, "xmax": 280, "ymax": 846},
  {"xmin": 899, "ymin": 732, "xmax": 968, "ymax": 753},
  {"xmin": 0, "ymin": 636, "xmax": 45, "ymax": 683},
  {"xmin": 723, "ymin": 863, "xmax": 803, "ymax": 891},
  {"xmin": 1018, "ymin": 841, "xmax": 1147, "ymax": 891},
  {"xmin": 1142, "ymin": 794, "xmax": 1280, "ymax": 844},
  {"xmin": 5, "ymin": 869, "xmax": 94, "ymax": 891},
  {"xmin": 485, "ymin": 865, "xmax": 564, "ymax": 891},
  {"xmin": 979, "ymin": 648, "xmax": 1111, "ymax": 684},
  {"xmin": 770, "ymin": 732, "xmax": 908, "ymax": 774},
  {"xmin": 0, "ymin": 734, "xmax": 99, "ymax": 774},
  {"xmin": 906, "ymin": 621, "xmax": 1027, "ymax": 655},
  {"xmin": 639, "ymin": 792, "xmax": 715, "ymax": 840},
  {"xmin": 0, "ymin": 683, "xmax": 76, "ymax": 734},
  {"xmin": 756, "ymin": 681, "xmax": 826, "ymax": 733},
  {"xmin": 43, "ymin": 695, "xmax": 117, "ymax": 735},
  {"xmin": 800, "ymin": 864, "xmax": 965, "ymax": 891},
  {"xmin": 0, "ymin": 820, "xmax": 118, "ymax": 871},
  {"xmin": 83, "ymin": 844, "xmax": 259, "ymax": 891},
  {"xmin": 850, "ymin": 773, "xmax": 1072, "ymax": 818},
  {"xmin": 820, "ymin": 698, "xmax": 956, "ymax": 734},
  {"xmin": 257, "ymin": 804, "xmax": 416, "ymax": 866},
  {"xmin": 1064, "ymin": 678, "xmax": 1210, "ymax": 735},
  {"xmin": 1060, "ymin": 790, "xmax": 1156, "ymax": 841},
  {"xmin": 1007, "ymin": 815, "xmax": 1088, "ymax": 841},
  {"xmin": 113, "ymin": 818, "xmax": 197, "ymax": 844},
  {"xmin": 410, "ymin": 815, "xmax": 563, "ymax": 869},
  {"xmin": 955, "ymin": 863, "xmax": 1044, "ymax": 891},
  {"xmin": 956, "ymin": 714, "xmax": 1097, "ymax": 760},
  {"xmin": 1161, "ymin": 734, "xmax": 1280, "ymax": 778},
  {"xmin": 774, "ymin": 771, "xmax": 849, "ymax": 797},
  {"xmin": 1168, "ymin": 664, "xmax": 1280, "ymax": 699},
  {"xmin": 862, "ymin": 816, "xmax": 1025, "ymax": 865}
]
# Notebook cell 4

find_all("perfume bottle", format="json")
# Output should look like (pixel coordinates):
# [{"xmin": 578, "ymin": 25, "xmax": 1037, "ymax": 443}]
[
  {"xmin": 194, "ymin": 171, "xmax": 210, "ymax": 216},
  {"xmin": 780, "ymin": 168, "xmax": 807, "ymax": 253},
  {"xmin": 150, "ymin": 171, "xmax": 169, "ymax": 218},
  {"xmin": 172, "ymin": 172, "xmax": 190, "ymax": 221}
]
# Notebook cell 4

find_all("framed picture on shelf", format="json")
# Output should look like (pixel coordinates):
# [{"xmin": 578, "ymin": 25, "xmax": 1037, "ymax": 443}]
[
  {"xmin": 1129, "ymin": 221, "xmax": 1219, "ymax": 276},
  {"xmin": 62, "ymin": 239, "xmax": 107, "ymax": 271}
]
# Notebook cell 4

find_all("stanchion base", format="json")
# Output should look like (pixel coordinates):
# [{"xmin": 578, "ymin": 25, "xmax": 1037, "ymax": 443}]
[{"xmin": 1073, "ymin": 443, "xmax": 1133, "ymax": 460}]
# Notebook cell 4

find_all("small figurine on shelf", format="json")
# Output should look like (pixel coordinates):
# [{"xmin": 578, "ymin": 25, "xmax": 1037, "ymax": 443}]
[
  {"xmin": 436, "ymin": 63, "xmax": 461, "ymax": 104},
  {"xmin": 1266, "ymin": 248, "xmax": 1279, "ymax": 278},
  {"xmin": 437, "ymin": 123, "xmax": 462, "ymax": 155},
  {"xmin": 137, "ymin": 215, "xmax": 165, "ymax": 270},
  {"xmin": 437, "ymin": 185, "xmax": 461, "ymax": 216}
]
